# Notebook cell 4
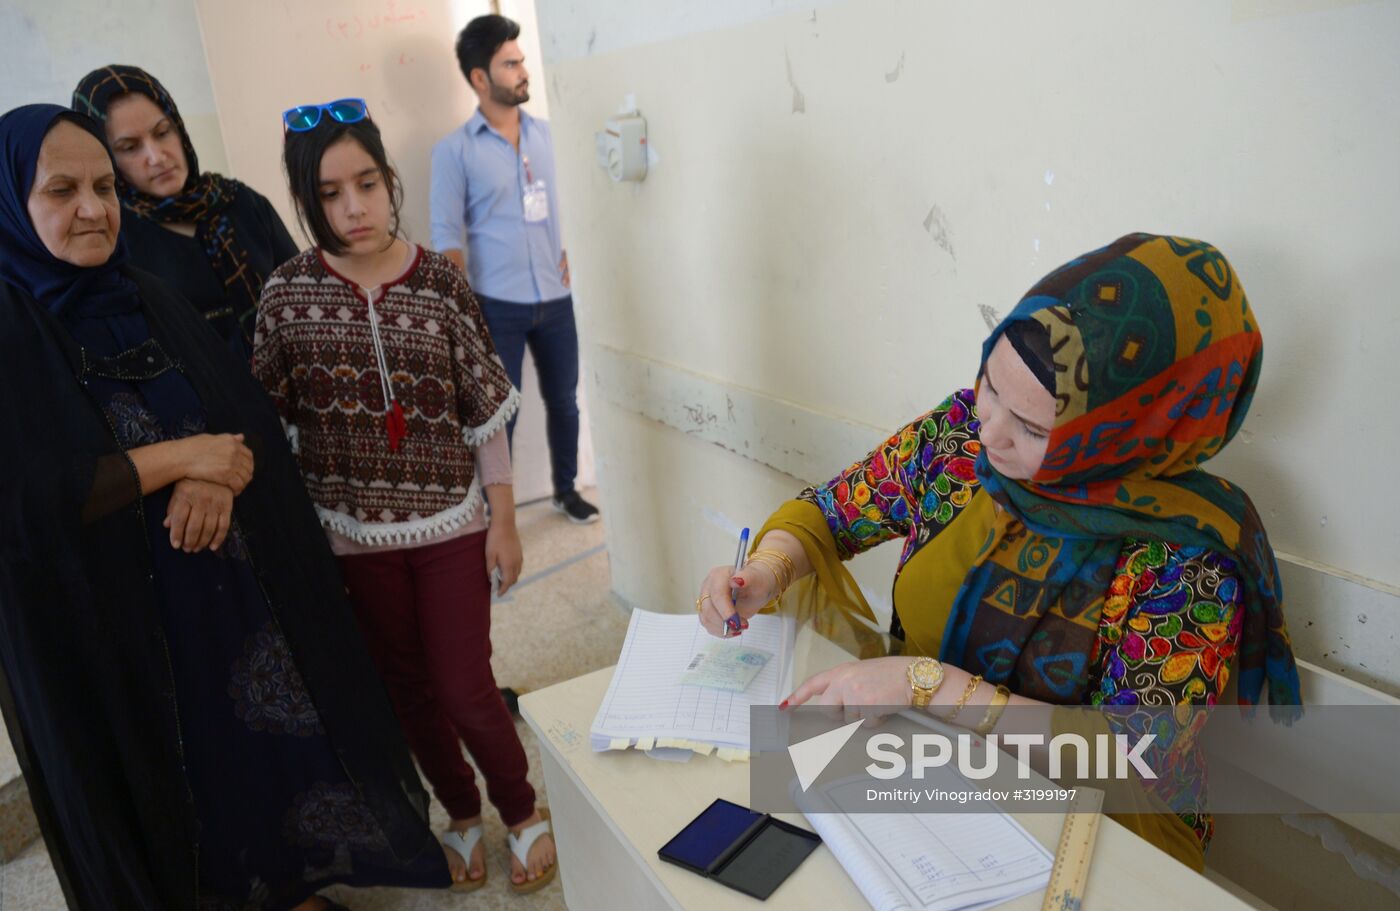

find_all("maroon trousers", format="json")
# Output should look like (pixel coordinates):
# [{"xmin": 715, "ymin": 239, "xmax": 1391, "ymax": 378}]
[{"xmin": 338, "ymin": 531, "xmax": 535, "ymax": 826}]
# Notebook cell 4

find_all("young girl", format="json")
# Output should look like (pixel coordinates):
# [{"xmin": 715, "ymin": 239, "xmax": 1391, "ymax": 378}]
[{"xmin": 252, "ymin": 99, "xmax": 557, "ymax": 895}]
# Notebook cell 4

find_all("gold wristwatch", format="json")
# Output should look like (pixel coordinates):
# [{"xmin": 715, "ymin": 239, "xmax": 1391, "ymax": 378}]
[{"xmin": 906, "ymin": 657, "xmax": 945, "ymax": 707}]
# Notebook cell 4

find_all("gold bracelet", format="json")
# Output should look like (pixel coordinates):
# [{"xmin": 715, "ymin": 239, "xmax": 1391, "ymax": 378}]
[
  {"xmin": 946, "ymin": 674, "xmax": 983, "ymax": 724},
  {"xmin": 750, "ymin": 549, "xmax": 795, "ymax": 589},
  {"xmin": 743, "ymin": 557, "xmax": 784, "ymax": 596},
  {"xmin": 757, "ymin": 547, "xmax": 795, "ymax": 576},
  {"xmin": 744, "ymin": 553, "xmax": 785, "ymax": 589},
  {"xmin": 746, "ymin": 551, "xmax": 794, "ymax": 594},
  {"xmin": 751, "ymin": 550, "xmax": 791, "ymax": 580},
  {"xmin": 976, "ymin": 685, "xmax": 1011, "ymax": 736}
]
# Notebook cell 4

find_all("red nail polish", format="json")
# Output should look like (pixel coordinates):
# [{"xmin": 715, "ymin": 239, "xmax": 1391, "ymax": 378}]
[
  {"xmin": 779, "ymin": 699, "xmax": 789, "ymax": 709},
  {"xmin": 733, "ymin": 577, "xmax": 746, "ymax": 587}
]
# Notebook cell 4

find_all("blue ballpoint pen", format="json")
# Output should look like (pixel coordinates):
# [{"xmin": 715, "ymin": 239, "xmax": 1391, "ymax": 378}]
[{"xmin": 725, "ymin": 527, "xmax": 750, "ymax": 636}]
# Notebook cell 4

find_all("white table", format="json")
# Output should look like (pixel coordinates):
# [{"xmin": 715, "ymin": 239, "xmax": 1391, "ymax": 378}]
[{"xmin": 520, "ymin": 663, "xmax": 1255, "ymax": 910}]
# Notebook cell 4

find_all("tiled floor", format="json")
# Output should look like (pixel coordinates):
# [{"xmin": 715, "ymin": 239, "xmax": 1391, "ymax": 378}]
[
  {"xmin": 0, "ymin": 721, "xmax": 19, "ymax": 786},
  {"xmin": 0, "ymin": 490, "xmax": 627, "ymax": 910}
]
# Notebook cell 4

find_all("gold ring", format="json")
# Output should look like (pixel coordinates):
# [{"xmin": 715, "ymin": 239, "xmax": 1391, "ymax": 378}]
[{"xmin": 695, "ymin": 593, "xmax": 712, "ymax": 613}]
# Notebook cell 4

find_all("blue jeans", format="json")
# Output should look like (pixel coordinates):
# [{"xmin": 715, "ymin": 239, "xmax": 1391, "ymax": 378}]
[{"xmin": 477, "ymin": 294, "xmax": 580, "ymax": 497}]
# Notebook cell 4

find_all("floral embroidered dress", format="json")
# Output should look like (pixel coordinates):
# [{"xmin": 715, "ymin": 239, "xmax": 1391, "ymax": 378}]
[
  {"xmin": 65, "ymin": 303, "xmax": 444, "ymax": 908},
  {"xmin": 756, "ymin": 234, "xmax": 1301, "ymax": 871},
  {"xmin": 796, "ymin": 389, "xmax": 1243, "ymax": 846}
]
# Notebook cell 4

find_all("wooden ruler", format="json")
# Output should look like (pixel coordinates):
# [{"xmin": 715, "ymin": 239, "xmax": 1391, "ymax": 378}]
[{"xmin": 1040, "ymin": 787, "xmax": 1104, "ymax": 911}]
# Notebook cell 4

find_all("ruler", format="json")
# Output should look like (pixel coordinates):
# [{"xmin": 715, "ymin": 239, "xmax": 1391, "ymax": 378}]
[{"xmin": 1040, "ymin": 787, "xmax": 1104, "ymax": 911}]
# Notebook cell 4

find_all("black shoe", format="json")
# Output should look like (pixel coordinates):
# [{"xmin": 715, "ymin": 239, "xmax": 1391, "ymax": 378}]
[
  {"xmin": 552, "ymin": 490, "xmax": 600, "ymax": 524},
  {"xmin": 500, "ymin": 686, "xmax": 521, "ymax": 716}
]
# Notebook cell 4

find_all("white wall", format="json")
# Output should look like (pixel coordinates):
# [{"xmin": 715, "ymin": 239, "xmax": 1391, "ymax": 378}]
[
  {"xmin": 535, "ymin": 0, "xmax": 1400, "ymax": 692},
  {"xmin": 0, "ymin": 0, "xmax": 229, "ymax": 174}
]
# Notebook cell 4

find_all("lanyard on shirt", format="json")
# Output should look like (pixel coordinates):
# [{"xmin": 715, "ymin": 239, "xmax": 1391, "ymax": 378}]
[
  {"xmin": 363, "ymin": 286, "xmax": 408, "ymax": 452},
  {"xmin": 521, "ymin": 153, "xmax": 549, "ymax": 224}
]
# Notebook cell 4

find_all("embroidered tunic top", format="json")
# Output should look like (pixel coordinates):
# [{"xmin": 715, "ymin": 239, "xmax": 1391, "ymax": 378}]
[{"xmin": 252, "ymin": 245, "xmax": 519, "ymax": 547}]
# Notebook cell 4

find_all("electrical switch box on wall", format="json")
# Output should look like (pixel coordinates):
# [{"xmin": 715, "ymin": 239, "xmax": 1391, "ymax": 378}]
[{"xmin": 597, "ymin": 114, "xmax": 647, "ymax": 182}]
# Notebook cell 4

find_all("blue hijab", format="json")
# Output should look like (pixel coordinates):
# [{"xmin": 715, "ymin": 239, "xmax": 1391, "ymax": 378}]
[{"xmin": 0, "ymin": 103, "xmax": 139, "ymax": 316}]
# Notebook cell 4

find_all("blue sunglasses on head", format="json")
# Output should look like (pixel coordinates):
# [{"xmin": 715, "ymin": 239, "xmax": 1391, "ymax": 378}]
[{"xmin": 282, "ymin": 98, "xmax": 369, "ymax": 132}]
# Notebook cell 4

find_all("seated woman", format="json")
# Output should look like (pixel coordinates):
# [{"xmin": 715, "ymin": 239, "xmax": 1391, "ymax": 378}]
[
  {"xmin": 73, "ymin": 64, "xmax": 299, "ymax": 360},
  {"xmin": 0, "ymin": 104, "xmax": 448, "ymax": 910},
  {"xmin": 696, "ymin": 233, "xmax": 1303, "ymax": 870}
]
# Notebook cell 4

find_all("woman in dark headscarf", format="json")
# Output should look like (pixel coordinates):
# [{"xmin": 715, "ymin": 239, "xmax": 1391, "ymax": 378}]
[
  {"xmin": 73, "ymin": 65, "xmax": 299, "ymax": 360},
  {"xmin": 696, "ymin": 233, "xmax": 1303, "ymax": 871},
  {"xmin": 0, "ymin": 103, "xmax": 448, "ymax": 909}
]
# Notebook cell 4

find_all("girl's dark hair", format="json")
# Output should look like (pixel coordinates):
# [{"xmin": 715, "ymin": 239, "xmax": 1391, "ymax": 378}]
[
  {"xmin": 282, "ymin": 117, "xmax": 403, "ymax": 256},
  {"xmin": 455, "ymin": 14, "xmax": 521, "ymax": 86},
  {"xmin": 1001, "ymin": 319, "xmax": 1056, "ymax": 394}
]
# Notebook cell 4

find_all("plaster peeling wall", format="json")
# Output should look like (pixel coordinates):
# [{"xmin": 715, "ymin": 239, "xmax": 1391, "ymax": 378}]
[
  {"xmin": 536, "ymin": 0, "xmax": 1400, "ymax": 693},
  {"xmin": 591, "ymin": 344, "xmax": 1400, "ymax": 696}
]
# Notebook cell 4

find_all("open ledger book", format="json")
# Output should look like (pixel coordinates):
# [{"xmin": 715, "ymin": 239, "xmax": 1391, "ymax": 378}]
[
  {"xmin": 590, "ymin": 609, "xmax": 795, "ymax": 758},
  {"xmin": 797, "ymin": 775, "xmax": 1053, "ymax": 911}
]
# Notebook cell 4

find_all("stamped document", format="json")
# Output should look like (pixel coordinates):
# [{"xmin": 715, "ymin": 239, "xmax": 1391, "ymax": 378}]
[
  {"xmin": 589, "ymin": 610, "xmax": 796, "ymax": 755},
  {"xmin": 679, "ymin": 643, "xmax": 774, "ymax": 692}
]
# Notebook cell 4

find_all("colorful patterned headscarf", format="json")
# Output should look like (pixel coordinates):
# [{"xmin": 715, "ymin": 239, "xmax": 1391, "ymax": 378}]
[
  {"xmin": 944, "ymin": 233, "xmax": 1301, "ymax": 716},
  {"xmin": 72, "ymin": 65, "xmax": 262, "ymax": 342}
]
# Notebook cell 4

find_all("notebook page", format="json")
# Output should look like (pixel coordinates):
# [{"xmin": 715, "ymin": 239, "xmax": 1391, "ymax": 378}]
[
  {"xmin": 801, "ymin": 776, "xmax": 1052, "ymax": 911},
  {"xmin": 800, "ymin": 807, "xmax": 915, "ymax": 911},
  {"xmin": 591, "ymin": 610, "xmax": 795, "ymax": 749}
]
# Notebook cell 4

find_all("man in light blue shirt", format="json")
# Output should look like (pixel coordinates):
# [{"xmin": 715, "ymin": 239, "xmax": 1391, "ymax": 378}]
[{"xmin": 431, "ymin": 14, "xmax": 598, "ymax": 525}]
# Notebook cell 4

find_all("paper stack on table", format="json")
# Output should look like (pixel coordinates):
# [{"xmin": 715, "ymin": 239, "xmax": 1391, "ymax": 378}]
[{"xmin": 590, "ymin": 609, "xmax": 795, "ymax": 760}]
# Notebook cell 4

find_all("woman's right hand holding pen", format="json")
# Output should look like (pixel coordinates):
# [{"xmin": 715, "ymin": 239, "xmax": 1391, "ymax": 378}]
[
  {"xmin": 695, "ymin": 529, "xmax": 812, "ymax": 638},
  {"xmin": 696, "ymin": 561, "xmax": 773, "ymax": 638}
]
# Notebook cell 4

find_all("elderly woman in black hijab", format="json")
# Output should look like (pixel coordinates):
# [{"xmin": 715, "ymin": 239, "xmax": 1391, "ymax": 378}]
[
  {"xmin": 0, "ymin": 103, "xmax": 448, "ymax": 909},
  {"xmin": 73, "ymin": 65, "xmax": 300, "ymax": 360}
]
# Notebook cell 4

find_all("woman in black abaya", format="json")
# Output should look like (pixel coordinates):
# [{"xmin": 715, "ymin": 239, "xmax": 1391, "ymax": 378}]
[{"xmin": 0, "ymin": 104, "xmax": 449, "ymax": 910}]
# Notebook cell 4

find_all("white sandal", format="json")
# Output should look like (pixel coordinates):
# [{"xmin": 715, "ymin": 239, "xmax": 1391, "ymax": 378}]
[
  {"xmin": 441, "ymin": 825, "xmax": 488, "ymax": 893},
  {"xmin": 506, "ymin": 806, "xmax": 558, "ymax": 895}
]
